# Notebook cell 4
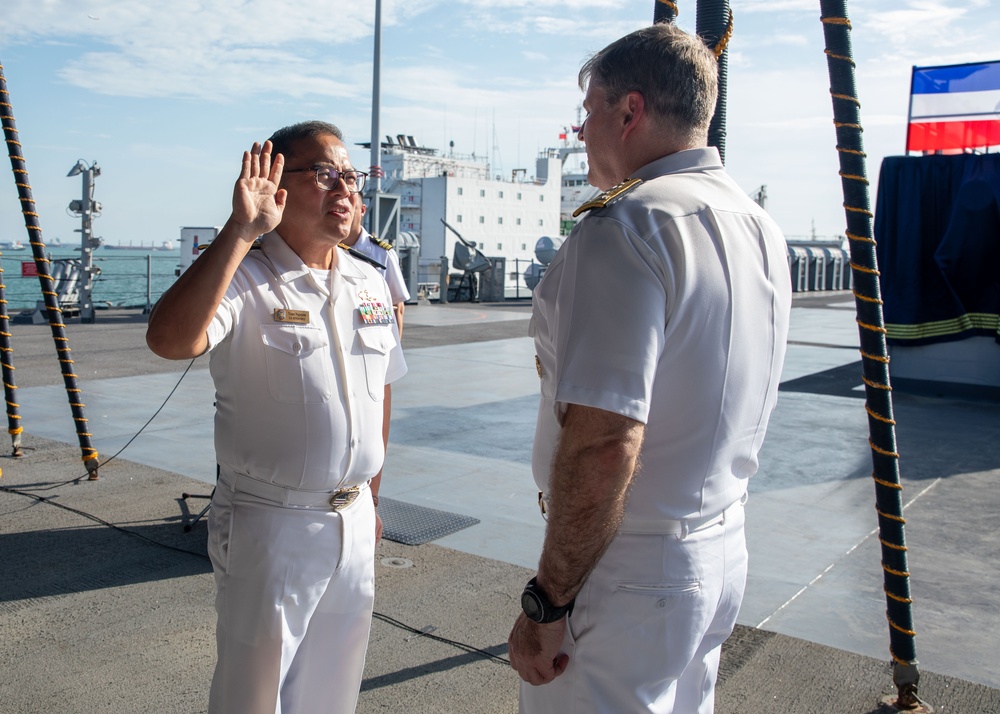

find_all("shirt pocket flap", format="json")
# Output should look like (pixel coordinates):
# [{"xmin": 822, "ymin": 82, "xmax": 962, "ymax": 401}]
[
  {"xmin": 357, "ymin": 326, "xmax": 393, "ymax": 355},
  {"xmin": 260, "ymin": 325, "xmax": 328, "ymax": 356}
]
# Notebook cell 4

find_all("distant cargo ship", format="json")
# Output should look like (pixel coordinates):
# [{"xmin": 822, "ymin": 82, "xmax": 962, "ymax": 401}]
[{"xmin": 102, "ymin": 240, "xmax": 176, "ymax": 251}]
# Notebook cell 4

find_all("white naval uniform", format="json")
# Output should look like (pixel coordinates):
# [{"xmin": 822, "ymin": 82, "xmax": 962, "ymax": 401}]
[
  {"xmin": 525, "ymin": 147, "xmax": 791, "ymax": 714},
  {"xmin": 352, "ymin": 228, "xmax": 411, "ymax": 306},
  {"xmin": 204, "ymin": 231, "xmax": 406, "ymax": 714}
]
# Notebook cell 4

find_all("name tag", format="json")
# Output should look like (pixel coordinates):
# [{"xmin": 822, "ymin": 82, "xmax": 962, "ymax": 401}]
[{"xmin": 274, "ymin": 308, "xmax": 309, "ymax": 324}]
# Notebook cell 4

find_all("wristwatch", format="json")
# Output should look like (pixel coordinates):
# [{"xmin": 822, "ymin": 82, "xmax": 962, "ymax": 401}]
[{"xmin": 521, "ymin": 577, "xmax": 575, "ymax": 623}]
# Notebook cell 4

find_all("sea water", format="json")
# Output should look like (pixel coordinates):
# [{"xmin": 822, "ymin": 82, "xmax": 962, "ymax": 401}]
[{"xmin": 0, "ymin": 247, "xmax": 179, "ymax": 313}]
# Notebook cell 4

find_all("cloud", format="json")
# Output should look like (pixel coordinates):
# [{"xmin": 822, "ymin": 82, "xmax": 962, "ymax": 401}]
[{"xmin": 0, "ymin": 0, "xmax": 402, "ymax": 101}]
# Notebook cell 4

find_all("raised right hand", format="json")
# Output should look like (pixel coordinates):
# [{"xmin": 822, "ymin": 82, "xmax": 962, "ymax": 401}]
[{"xmin": 231, "ymin": 140, "xmax": 286, "ymax": 239}]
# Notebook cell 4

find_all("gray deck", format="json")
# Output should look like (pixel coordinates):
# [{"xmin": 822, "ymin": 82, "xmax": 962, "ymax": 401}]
[{"xmin": 1, "ymin": 294, "xmax": 998, "ymax": 713}]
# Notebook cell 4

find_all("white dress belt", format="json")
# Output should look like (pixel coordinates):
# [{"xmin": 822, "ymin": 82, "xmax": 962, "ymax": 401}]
[
  {"xmin": 617, "ymin": 494, "xmax": 747, "ymax": 536},
  {"xmin": 219, "ymin": 469, "xmax": 367, "ymax": 510}
]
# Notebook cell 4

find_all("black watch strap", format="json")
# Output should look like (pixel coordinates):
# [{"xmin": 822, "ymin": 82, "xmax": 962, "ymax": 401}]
[{"xmin": 521, "ymin": 577, "xmax": 575, "ymax": 623}]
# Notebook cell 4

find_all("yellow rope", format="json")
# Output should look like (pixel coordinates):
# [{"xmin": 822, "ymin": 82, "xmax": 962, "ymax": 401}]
[
  {"xmin": 850, "ymin": 262, "xmax": 879, "ymax": 276},
  {"xmin": 877, "ymin": 508, "xmax": 906, "ymax": 524},
  {"xmin": 885, "ymin": 588, "xmax": 913, "ymax": 604},
  {"xmin": 844, "ymin": 205, "xmax": 874, "ymax": 217},
  {"xmin": 879, "ymin": 538, "xmax": 907, "ymax": 552},
  {"xmin": 839, "ymin": 172, "xmax": 869, "ymax": 184},
  {"xmin": 831, "ymin": 91, "xmax": 859, "ymax": 105},
  {"xmin": 869, "ymin": 440, "xmax": 899, "ymax": 458},
  {"xmin": 824, "ymin": 50, "xmax": 856, "ymax": 67},
  {"xmin": 821, "ymin": 16, "xmax": 852, "ymax": 28},
  {"xmin": 873, "ymin": 474, "xmax": 902, "ymax": 490},
  {"xmin": 656, "ymin": 0, "xmax": 679, "ymax": 15},
  {"xmin": 846, "ymin": 231, "xmax": 875, "ymax": 245},
  {"xmin": 856, "ymin": 319, "xmax": 887, "ymax": 334},
  {"xmin": 865, "ymin": 405, "xmax": 895, "ymax": 425},
  {"xmin": 837, "ymin": 146, "xmax": 867, "ymax": 157},
  {"xmin": 862, "ymin": 375, "xmax": 891, "ymax": 391},
  {"xmin": 860, "ymin": 350, "xmax": 889, "ymax": 364},
  {"xmin": 712, "ymin": 10, "xmax": 734, "ymax": 59},
  {"xmin": 887, "ymin": 616, "xmax": 917, "ymax": 637},
  {"xmin": 890, "ymin": 650, "xmax": 914, "ymax": 667},
  {"xmin": 883, "ymin": 564, "xmax": 910, "ymax": 578}
]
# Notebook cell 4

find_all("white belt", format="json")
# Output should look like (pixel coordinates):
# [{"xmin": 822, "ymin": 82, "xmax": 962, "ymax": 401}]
[
  {"xmin": 220, "ymin": 470, "xmax": 367, "ymax": 510},
  {"xmin": 618, "ymin": 494, "xmax": 747, "ymax": 537}
]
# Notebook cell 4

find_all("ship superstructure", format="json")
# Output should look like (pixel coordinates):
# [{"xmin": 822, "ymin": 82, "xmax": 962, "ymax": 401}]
[{"xmin": 364, "ymin": 134, "xmax": 562, "ymax": 293}]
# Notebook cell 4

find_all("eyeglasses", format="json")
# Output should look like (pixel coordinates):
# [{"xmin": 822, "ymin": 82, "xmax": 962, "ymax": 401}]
[{"xmin": 285, "ymin": 166, "xmax": 368, "ymax": 194}]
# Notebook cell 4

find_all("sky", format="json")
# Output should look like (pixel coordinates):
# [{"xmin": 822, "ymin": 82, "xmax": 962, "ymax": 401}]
[{"xmin": 0, "ymin": 0, "xmax": 997, "ymax": 247}]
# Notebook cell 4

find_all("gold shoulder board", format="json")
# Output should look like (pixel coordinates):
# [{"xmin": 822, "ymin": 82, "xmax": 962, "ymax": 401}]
[
  {"xmin": 374, "ymin": 237, "xmax": 394, "ymax": 251},
  {"xmin": 572, "ymin": 177, "xmax": 643, "ymax": 218}
]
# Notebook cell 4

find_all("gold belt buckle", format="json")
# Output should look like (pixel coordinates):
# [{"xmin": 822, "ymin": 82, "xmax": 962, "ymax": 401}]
[{"xmin": 329, "ymin": 486, "xmax": 361, "ymax": 510}]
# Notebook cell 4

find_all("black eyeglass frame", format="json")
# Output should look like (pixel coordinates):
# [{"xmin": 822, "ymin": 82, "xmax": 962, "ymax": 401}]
[{"xmin": 284, "ymin": 166, "xmax": 368, "ymax": 194}]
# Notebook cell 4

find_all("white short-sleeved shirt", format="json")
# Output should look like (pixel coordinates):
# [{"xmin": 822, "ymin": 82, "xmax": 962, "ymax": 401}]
[
  {"xmin": 531, "ymin": 147, "xmax": 791, "ymax": 522},
  {"xmin": 206, "ymin": 231, "xmax": 407, "ymax": 491},
  {"xmin": 352, "ymin": 229, "xmax": 411, "ymax": 305}
]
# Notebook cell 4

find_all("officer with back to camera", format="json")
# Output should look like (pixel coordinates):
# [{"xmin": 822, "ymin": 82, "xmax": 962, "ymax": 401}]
[{"xmin": 508, "ymin": 23, "xmax": 791, "ymax": 714}]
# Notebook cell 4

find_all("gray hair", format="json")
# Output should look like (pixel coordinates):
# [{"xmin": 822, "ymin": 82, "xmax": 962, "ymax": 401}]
[
  {"xmin": 579, "ymin": 23, "xmax": 718, "ymax": 142},
  {"xmin": 267, "ymin": 120, "xmax": 344, "ymax": 161}
]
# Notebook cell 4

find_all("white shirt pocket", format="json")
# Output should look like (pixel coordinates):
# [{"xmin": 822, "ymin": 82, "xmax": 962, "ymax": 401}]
[
  {"xmin": 260, "ymin": 324, "xmax": 333, "ymax": 403},
  {"xmin": 356, "ymin": 326, "xmax": 393, "ymax": 401}
]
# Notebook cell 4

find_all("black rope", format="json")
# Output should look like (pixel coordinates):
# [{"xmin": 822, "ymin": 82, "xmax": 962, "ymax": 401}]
[
  {"xmin": 696, "ymin": 0, "xmax": 731, "ymax": 164},
  {"xmin": 819, "ymin": 2, "xmax": 924, "ymax": 708},
  {"xmin": 0, "ymin": 61, "xmax": 100, "ymax": 478}
]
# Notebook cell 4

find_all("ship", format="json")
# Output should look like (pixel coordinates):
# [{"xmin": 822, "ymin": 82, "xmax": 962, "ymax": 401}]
[
  {"xmin": 102, "ymin": 240, "xmax": 176, "ymax": 251},
  {"xmin": 358, "ymin": 133, "xmax": 564, "ymax": 298}
]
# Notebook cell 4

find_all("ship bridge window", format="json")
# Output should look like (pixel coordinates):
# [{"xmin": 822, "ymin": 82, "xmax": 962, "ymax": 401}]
[
  {"xmin": 498, "ymin": 217, "xmax": 503, "ymax": 225},
  {"xmin": 497, "ymin": 243, "xmax": 502, "ymax": 250},
  {"xmin": 538, "ymin": 219, "xmax": 544, "ymax": 226},
  {"xmin": 516, "ymin": 218, "xmax": 522, "ymax": 226},
  {"xmin": 517, "ymin": 192, "xmax": 522, "ymax": 200},
  {"xmin": 521, "ymin": 243, "xmax": 527, "ymax": 250},
  {"xmin": 479, "ymin": 216, "xmax": 485, "ymax": 224},
  {"xmin": 457, "ymin": 187, "xmax": 463, "ymax": 195},
  {"xmin": 480, "ymin": 189, "xmax": 486, "ymax": 197},
  {"xmin": 457, "ymin": 215, "xmax": 463, "ymax": 223},
  {"xmin": 499, "ymin": 190, "xmax": 504, "ymax": 199},
  {"xmin": 540, "ymin": 194, "xmax": 545, "ymax": 201}
]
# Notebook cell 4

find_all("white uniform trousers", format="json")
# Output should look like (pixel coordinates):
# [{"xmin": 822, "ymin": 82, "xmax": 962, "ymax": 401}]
[
  {"xmin": 206, "ymin": 476, "xmax": 376, "ymax": 714},
  {"xmin": 520, "ymin": 500, "xmax": 747, "ymax": 714}
]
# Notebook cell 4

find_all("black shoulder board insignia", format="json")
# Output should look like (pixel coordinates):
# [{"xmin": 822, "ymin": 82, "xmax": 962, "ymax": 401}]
[
  {"xmin": 373, "ymin": 236, "xmax": 394, "ymax": 251},
  {"xmin": 572, "ymin": 177, "xmax": 643, "ymax": 218},
  {"xmin": 338, "ymin": 243, "xmax": 387, "ymax": 271}
]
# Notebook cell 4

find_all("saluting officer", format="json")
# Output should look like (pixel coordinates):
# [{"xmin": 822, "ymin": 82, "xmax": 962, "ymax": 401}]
[
  {"xmin": 508, "ymin": 24, "xmax": 791, "ymax": 714},
  {"xmin": 147, "ymin": 120, "xmax": 406, "ymax": 714}
]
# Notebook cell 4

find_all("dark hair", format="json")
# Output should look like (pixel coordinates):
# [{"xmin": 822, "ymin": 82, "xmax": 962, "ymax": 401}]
[
  {"xmin": 579, "ymin": 23, "xmax": 718, "ymax": 141},
  {"xmin": 267, "ymin": 120, "xmax": 344, "ymax": 161}
]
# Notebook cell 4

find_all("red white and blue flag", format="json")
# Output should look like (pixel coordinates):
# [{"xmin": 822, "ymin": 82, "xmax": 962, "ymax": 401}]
[{"xmin": 907, "ymin": 60, "xmax": 1000, "ymax": 152}]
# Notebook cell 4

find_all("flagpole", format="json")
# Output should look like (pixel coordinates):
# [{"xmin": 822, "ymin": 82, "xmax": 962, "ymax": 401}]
[{"xmin": 905, "ymin": 66, "xmax": 916, "ymax": 155}]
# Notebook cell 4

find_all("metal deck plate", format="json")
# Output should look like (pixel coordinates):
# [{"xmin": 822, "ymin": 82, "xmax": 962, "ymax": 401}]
[{"xmin": 379, "ymin": 497, "xmax": 480, "ymax": 546}]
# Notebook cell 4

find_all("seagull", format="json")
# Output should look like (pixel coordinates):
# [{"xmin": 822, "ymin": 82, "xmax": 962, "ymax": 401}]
[{"xmin": 88, "ymin": 14, "xmax": 100, "ymax": 20}]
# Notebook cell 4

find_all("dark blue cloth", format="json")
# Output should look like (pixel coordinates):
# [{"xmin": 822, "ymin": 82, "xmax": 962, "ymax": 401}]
[{"xmin": 874, "ymin": 153, "xmax": 1000, "ymax": 345}]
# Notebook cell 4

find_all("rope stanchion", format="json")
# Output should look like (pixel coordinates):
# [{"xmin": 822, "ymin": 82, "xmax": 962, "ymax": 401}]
[
  {"xmin": 819, "ymin": 3, "xmax": 932, "ymax": 711},
  {"xmin": 0, "ymin": 62, "xmax": 100, "ymax": 479}
]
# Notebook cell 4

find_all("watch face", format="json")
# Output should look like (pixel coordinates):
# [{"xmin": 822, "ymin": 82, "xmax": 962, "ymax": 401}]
[{"xmin": 521, "ymin": 590, "xmax": 544, "ymax": 622}]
